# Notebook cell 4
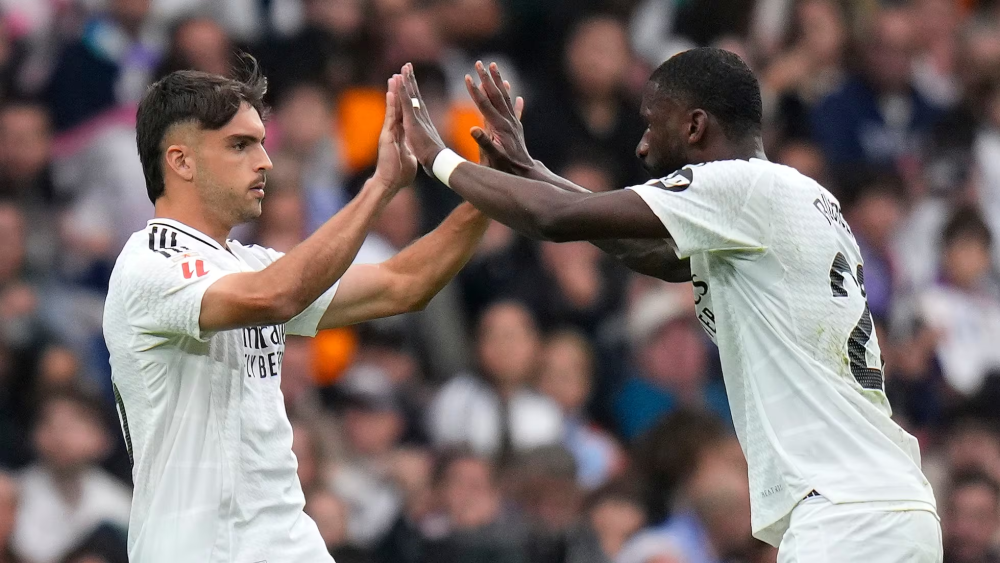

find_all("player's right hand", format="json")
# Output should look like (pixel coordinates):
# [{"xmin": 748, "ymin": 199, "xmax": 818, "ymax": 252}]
[
  {"xmin": 372, "ymin": 75, "xmax": 418, "ymax": 193},
  {"xmin": 465, "ymin": 61, "xmax": 531, "ymax": 174}
]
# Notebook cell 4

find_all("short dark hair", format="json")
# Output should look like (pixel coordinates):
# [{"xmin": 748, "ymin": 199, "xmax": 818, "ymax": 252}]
[
  {"xmin": 942, "ymin": 205, "xmax": 992, "ymax": 248},
  {"xmin": 649, "ymin": 47, "xmax": 762, "ymax": 141},
  {"xmin": 136, "ymin": 57, "xmax": 269, "ymax": 203}
]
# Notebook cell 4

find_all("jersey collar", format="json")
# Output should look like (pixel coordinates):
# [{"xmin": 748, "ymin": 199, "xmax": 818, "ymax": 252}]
[{"xmin": 147, "ymin": 218, "xmax": 228, "ymax": 252}]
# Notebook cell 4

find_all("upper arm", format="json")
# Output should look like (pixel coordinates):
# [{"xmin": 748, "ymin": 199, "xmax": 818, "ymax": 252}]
[
  {"xmin": 316, "ymin": 263, "xmax": 410, "ymax": 330},
  {"xmin": 626, "ymin": 162, "xmax": 769, "ymax": 258},
  {"xmin": 540, "ymin": 189, "xmax": 672, "ymax": 242},
  {"xmin": 198, "ymin": 271, "xmax": 299, "ymax": 333}
]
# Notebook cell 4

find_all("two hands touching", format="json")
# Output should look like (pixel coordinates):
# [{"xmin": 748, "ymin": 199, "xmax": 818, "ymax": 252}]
[{"xmin": 371, "ymin": 61, "xmax": 530, "ymax": 193}]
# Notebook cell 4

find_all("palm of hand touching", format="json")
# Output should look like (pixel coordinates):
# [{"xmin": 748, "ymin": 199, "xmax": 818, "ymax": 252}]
[
  {"xmin": 399, "ymin": 64, "xmax": 449, "ymax": 174},
  {"xmin": 373, "ymin": 75, "xmax": 418, "ymax": 191},
  {"xmin": 465, "ymin": 62, "xmax": 531, "ymax": 173}
]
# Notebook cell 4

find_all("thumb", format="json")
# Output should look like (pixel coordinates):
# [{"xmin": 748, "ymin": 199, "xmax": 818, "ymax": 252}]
[{"xmin": 472, "ymin": 127, "xmax": 504, "ymax": 160}]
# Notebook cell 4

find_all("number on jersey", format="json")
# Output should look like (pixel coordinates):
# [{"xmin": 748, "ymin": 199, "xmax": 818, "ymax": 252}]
[{"xmin": 829, "ymin": 252, "xmax": 884, "ymax": 391}]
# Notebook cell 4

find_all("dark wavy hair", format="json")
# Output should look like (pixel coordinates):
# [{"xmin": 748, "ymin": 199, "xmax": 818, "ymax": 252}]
[{"xmin": 136, "ymin": 55, "xmax": 269, "ymax": 203}]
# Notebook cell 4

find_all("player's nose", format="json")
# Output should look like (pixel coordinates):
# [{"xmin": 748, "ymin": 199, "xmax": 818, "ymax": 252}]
[{"xmin": 257, "ymin": 148, "xmax": 273, "ymax": 172}]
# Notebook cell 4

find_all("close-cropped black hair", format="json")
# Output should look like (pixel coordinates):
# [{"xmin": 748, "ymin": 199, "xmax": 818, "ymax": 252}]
[
  {"xmin": 649, "ymin": 47, "xmax": 763, "ymax": 141},
  {"xmin": 136, "ymin": 55, "xmax": 269, "ymax": 203}
]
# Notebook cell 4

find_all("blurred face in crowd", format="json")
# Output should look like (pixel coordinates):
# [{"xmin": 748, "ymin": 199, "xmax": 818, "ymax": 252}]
[
  {"xmin": 173, "ymin": 18, "xmax": 231, "ymax": 77},
  {"xmin": 304, "ymin": 0, "xmax": 364, "ymax": 37},
  {"xmin": 944, "ymin": 481, "xmax": 1000, "ymax": 563},
  {"xmin": 639, "ymin": 319, "xmax": 706, "ymax": 393},
  {"xmin": 440, "ymin": 456, "xmax": 501, "ymax": 529},
  {"xmin": 276, "ymin": 85, "xmax": 332, "ymax": 156},
  {"xmin": 848, "ymin": 189, "xmax": 905, "ymax": 253},
  {"xmin": 257, "ymin": 189, "xmax": 305, "ymax": 253},
  {"xmin": 343, "ymin": 403, "xmax": 404, "ymax": 458},
  {"xmin": 565, "ymin": 17, "xmax": 630, "ymax": 100},
  {"xmin": 0, "ymin": 204, "xmax": 26, "ymax": 284},
  {"xmin": 589, "ymin": 496, "xmax": 646, "ymax": 558},
  {"xmin": 476, "ymin": 302, "xmax": 541, "ymax": 390},
  {"xmin": 776, "ymin": 142, "xmax": 827, "ymax": 184},
  {"xmin": 305, "ymin": 489, "xmax": 350, "ymax": 548},
  {"xmin": 947, "ymin": 423, "xmax": 1000, "ymax": 477},
  {"xmin": 538, "ymin": 333, "xmax": 593, "ymax": 414},
  {"xmin": 112, "ymin": 0, "xmax": 151, "ymax": 33},
  {"xmin": 0, "ymin": 104, "xmax": 51, "ymax": 182},
  {"xmin": 562, "ymin": 161, "xmax": 614, "ymax": 193},
  {"xmin": 373, "ymin": 187, "xmax": 420, "ymax": 250},
  {"xmin": 33, "ymin": 398, "xmax": 110, "ymax": 473},
  {"xmin": 865, "ymin": 9, "xmax": 917, "ymax": 93},
  {"xmin": 686, "ymin": 440, "xmax": 754, "ymax": 558},
  {"xmin": 796, "ymin": 0, "xmax": 845, "ymax": 64},
  {"xmin": 943, "ymin": 234, "xmax": 992, "ymax": 290},
  {"xmin": 0, "ymin": 472, "xmax": 17, "ymax": 548},
  {"xmin": 167, "ymin": 104, "xmax": 273, "ymax": 226}
]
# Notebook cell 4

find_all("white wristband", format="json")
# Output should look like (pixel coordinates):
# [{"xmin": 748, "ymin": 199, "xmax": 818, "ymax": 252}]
[{"xmin": 431, "ymin": 149, "xmax": 466, "ymax": 188}]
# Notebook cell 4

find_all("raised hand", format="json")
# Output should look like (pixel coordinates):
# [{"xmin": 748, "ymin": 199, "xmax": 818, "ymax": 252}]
[
  {"xmin": 373, "ymin": 75, "xmax": 419, "ymax": 192},
  {"xmin": 465, "ymin": 61, "xmax": 532, "ymax": 173},
  {"xmin": 399, "ymin": 63, "xmax": 448, "ymax": 174}
]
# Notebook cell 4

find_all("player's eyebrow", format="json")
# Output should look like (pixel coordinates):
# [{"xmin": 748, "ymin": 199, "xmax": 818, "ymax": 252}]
[{"xmin": 225, "ymin": 133, "xmax": 264, "ymax": 145}]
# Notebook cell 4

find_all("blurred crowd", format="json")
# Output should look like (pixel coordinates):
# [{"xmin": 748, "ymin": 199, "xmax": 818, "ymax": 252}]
[{"xmin": 2, "ymin": 0, "xmax": 1000, "ymax": 562}]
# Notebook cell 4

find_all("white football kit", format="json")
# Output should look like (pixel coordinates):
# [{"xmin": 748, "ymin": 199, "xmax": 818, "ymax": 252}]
[
  {"xmin": 627, "ymin": 159, "xmax": 941, "ymax": 560},
  {"xmin": 103, "ymin": 218, "xmax": 339, "ymax": 563}
]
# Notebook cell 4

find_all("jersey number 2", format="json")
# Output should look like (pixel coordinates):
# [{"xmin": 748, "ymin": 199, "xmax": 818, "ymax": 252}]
[{"xmin": 829, "ymin": 252, "xmax": 884, "ymax": 391}]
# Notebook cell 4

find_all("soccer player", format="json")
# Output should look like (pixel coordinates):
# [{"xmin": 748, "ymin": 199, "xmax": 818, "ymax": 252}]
[
  {"xmin": 398, "ymin": 49, "xmax": 942, "ymax": 562},
  {"xmin": 102, "ymin": 66, "xmax": 490, "ymax": 562}
]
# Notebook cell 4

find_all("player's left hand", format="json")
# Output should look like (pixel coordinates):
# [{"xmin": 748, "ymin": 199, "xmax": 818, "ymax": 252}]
[
  {"xmin": 372, "ymin": 74, "xmax": 418, "ymax": 191},
  {"xmin": 399, "ymin": 63, "xmax": 448, "ymax": 174}
]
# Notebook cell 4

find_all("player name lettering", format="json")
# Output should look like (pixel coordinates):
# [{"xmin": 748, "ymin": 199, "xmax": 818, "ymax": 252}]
[{"xmin": 813, "ymin": 193, "xmax": 852, "ymax": 237}]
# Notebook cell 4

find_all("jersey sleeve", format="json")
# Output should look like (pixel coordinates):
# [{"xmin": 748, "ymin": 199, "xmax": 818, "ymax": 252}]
[
  {"xmin": 626, "ymin": 160, "xmax": 771, "ymax": 258},
  {"xmin": 123, "ymin": 251, "xmax": 230, "ymax": 341},
  {"xmin": 238, "ymin": 243, "xmax": 340, "ymax": 337}
]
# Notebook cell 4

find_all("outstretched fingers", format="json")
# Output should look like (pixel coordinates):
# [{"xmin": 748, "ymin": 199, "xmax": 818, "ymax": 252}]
[
  {"xmin": 488, "ymin": 62, "xmax": 516, "ymax": 115},
  {"xmin": 475, "ymin": 61, "xmax": 511, "ymax": 117}
]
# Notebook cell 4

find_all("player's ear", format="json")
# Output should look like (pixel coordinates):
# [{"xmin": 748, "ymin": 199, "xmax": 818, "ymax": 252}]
[
  {"xmin": 165, "ymin": 144, "xmax": 195, "ymax": 182},
  {"xmin": 688, "ymin": 109, "xmax": 708, "ymax": 145}
]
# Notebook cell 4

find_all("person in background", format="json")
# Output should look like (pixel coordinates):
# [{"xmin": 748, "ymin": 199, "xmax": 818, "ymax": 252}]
[
  {"xmin": 423, "ymin": 449, "xmax": 529, "ymax": 563},
  {"xmin": 913, "ymin": 207, "xmax": 1000, "ymax": 398},
  {"xmin": 154, "ymin": 17, "xmax": 234, "ymax": 79},
  {"xmin": 614, "ymin": 288, "xmax": 728, "ymax": 441},
  {"xmin": 810, "ymin": 5, "xmax": 943, "ymax": 176},
  {"xmin": 11, "ymin": 388, "xmax": 130, "ymax": 563},
  {"xmin": 585, "ymin": 481, "xmax": 646, "ymax": 562},
  {"xmin": 942, "ymin": 471, "xmax": 1000, "ymax": 563},
  {"xmin": 429, "ymin": 300, "xmax": 562, "ymax": 459},
  {"xmin": 305, "ymin": 488, "xmax": 374, "ymax": 563},
  {"xmin": 538, "ymin": 329, "xmax": 624, "ymax": 489}
]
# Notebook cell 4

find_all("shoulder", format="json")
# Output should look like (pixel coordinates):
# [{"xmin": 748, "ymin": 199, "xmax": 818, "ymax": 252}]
[
  {"xmin": 644, "ymin": 159, "xmax": 771, "ymax": 192},
  {"xmin": 228, "ymin": 239, "xmax": 282, "ymax": 264}
]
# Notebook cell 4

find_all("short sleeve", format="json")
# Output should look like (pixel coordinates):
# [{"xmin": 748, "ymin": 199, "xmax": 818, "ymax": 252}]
[
  {"xmin": 626, "ymin": 160, "xmax": 770, "ymax": 258},
  {"xmin": 237, "ymin": 243, "xmax": 341, "ymax": 337},
  {"xmin": 124, "ymin": 252, "xmax": 229, "ymax": 341}
]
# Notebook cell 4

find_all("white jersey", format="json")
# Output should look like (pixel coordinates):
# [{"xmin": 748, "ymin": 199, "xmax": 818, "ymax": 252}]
[
  {"xmin": 102, "ymin": 218, "xmax": 339, "ymax": 563},
  {"xmin": 627, "ymin": 159, "xmax": 936, "ymax": 546}
]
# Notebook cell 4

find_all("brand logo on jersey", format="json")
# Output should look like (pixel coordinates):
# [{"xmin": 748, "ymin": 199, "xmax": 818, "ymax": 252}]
[
  {"xmin": 647, "ymin": 167, "xmax": 693, "ymax": 192},
  {"xmin": 181, "ymin": 259, "xmax": 208, "ymax": 279},
  {"xmin": 243, "ymin": 324, "xmax": 286, "ymax": 378}
]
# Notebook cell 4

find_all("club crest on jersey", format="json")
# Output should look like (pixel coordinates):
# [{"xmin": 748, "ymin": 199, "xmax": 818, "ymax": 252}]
[
  {"xmin": 647, "ymin": 167, "xmax": 693, "ymax": 192},
  {"xmin": 181, "ymin": 259, "xmax": 208, "ymax": 279}
]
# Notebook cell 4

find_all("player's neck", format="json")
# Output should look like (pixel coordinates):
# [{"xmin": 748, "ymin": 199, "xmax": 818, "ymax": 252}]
[
  {"xmin": 154, "ymin": 196, "xmax": 232, "ymax": 247},
  {"xmin": 700, "ymin": 136, "xmax": 767, "ymax": 164}
]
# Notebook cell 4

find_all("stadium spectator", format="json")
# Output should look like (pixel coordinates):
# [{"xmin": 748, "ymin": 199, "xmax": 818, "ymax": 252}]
[
  {"xmin": 522, "ymin": 15, "xmax": 647, "ymax": 190},
  {"xmin": 614, "ymin": 288, "xmax": 729, "ymax": 440},
  {"xmin": 328, "ymin": 364, "xmax": 408, "ymax": 547},
  {"xmin": 305, "ymin": 488, "xmax": 375, "ymax": 563},
  {"xmin": 942, "ymin": 471, "xmax": 1000, "ymax": 563},
  {"xmin": 422, "ymin": 450, "xmax": 530, "ymax": 563},
  {"xmin": 154, "ymin": 17, "xmax": 234, "ymax": 79},
  {"xmin": 913, "ymin": 207, "xmax": 1000, "ymax": 397},
  {"xmin": 429, "ymin": 300, "xmax": 562, "ymax": 458},
  {"xmin": 11, "ymin": 388, "xmax": 130, "ymax": 563},
  {"xmin": 44, "ymin": 0, "xmax": 161, "ymax": 132},
  {"xmin": 586, "ymin": 481, "xmax": 646, "ymax": 562},
  {"xmin": 810, "ymin": 5, "xmax": 943, "ymax": 177},
  {"xmin": 537, "ymin": 329, "xmax": 624, "ymax": 489}
]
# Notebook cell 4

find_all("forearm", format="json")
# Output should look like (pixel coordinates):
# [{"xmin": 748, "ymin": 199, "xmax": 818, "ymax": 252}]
[
  {"xmin": 446, "ymin": 160, "xmax": 584, "ymax": 239},
  {"xmin": 260, "ymin": 178, "xmax": 394, "ymax": 314},
  {"xmin": 383, "ymin": 202, "xmax": 490, "ymax": 308},
  {"xmin": 522, "ymin": 161, "xmax": 691, "ymax": 282}
]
